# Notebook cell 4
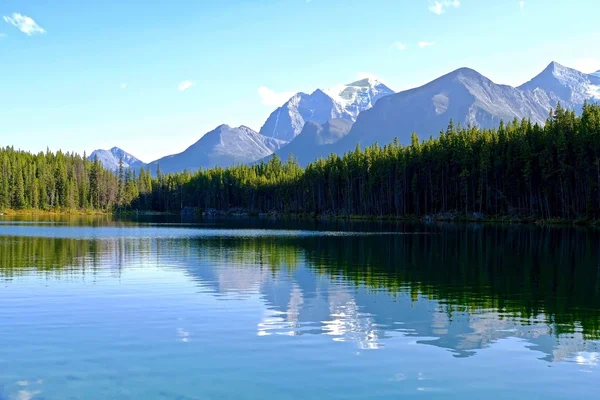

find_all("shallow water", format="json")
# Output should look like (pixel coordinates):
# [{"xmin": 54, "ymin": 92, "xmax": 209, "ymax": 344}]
[{"xmin": 0, "ymin": 216, "xmax": 599, "ymax": 399}]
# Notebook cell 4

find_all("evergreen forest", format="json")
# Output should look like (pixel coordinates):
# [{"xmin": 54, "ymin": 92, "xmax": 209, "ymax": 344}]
[{"xmin": 2, "ymin": 103, "xmax": 600, "ymax": 221}]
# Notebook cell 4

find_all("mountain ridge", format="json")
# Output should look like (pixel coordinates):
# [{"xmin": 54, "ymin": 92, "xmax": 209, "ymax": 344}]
[
  {"xmin": 259, "ymin": 79, "xmax": 394, "ymax": 142},
  {"xmin": 88, "ymin": 147, "xmax": 146, "ymax": 171},
  {"xmin": 90, "ymin": 61, "xmax": 600, "ymax": 173},
  {"xmin": 147, "ymin": 124, "xmax": 287, "ymax": 174}
]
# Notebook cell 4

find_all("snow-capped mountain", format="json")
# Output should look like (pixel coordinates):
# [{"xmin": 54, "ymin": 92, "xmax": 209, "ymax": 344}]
[
  {"xmin": 333, "ymin": 67, "xmax": 550, "ymax": 155},
  {"xmin": 88, "ymin": 147, "xmax": 145, "ymax": 171},
  {"xmin": 325, "ymin": 78, "xmax": 394, "ymax": 120},
  {"xmin": 91, "ymin": 62, "xmax": 600, "ymax": 175},
  {"xmin": 286, "ymin": 62, "xmax": 600, "ymax": 164},
  {"xmin": 148, "ymin": 124, "xmax": 287, "ymax": 174},
  {"xmin": 519, "ymin": 61, "xmax": 600, "ymax": 110},
  {"xmin": 259, "ymin": 79, "xmax": 394, "ymax": 142}
]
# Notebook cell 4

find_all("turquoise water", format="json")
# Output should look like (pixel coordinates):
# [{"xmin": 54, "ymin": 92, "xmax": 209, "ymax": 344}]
[{"xmin": 0, "ymin": 217, "xmax": 599, "ymax": 399}]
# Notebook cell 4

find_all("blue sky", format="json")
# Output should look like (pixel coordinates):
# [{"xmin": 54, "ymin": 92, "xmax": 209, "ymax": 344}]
[{"xmin": 1, "ymin": 0, "xmax": 599, "ymax": 162}]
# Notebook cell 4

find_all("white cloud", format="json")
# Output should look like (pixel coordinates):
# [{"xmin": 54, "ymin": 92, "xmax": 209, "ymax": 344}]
[
  {"xmin": 428, "ymin": 0, "xmax": 460, "ymax": 15},
  {"xmin": 571, "ymin": 58, "xmax": 600, "ymax": 74},
  {"xmin": 3, "ymin": 13, "xmax": 45, "ymax": 35},
  {"xmin": 418, "ymin": 41, "xmax": 436, "ymax": 48},
  {"xmin": 258, "ymin": 86, "xmax": 296, "ymax": 107},
  {"xmin": 394, "ymin": 42, "xmax": 407, "ymax": 51},
  {"xmin": 178, "ymin": 80, "xmax": 194, "ymax": 92},
  {"xmin": 519, "ymin": 1, "xmax": 525, "ymax": 9}
]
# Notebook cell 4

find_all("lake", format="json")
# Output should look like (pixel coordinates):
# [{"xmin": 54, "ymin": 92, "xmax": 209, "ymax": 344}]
[{"xmin": 0, "ymin": 216, "xmax": 599, "ymax": 399}]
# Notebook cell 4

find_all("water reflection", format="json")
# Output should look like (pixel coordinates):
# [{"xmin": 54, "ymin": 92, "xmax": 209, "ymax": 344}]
[{"xmin": 1, "ymin": 222, "xmax": 599, "ymax": 367}]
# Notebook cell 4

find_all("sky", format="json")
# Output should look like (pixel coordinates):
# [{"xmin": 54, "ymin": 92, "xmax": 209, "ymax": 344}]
[{"xmin": 1, "ymin": 0, "xmax": 599, "ymax": 162}]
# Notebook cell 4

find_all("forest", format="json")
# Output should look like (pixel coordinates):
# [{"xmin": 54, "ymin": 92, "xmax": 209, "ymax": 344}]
[{"xmin": 2, "ymin": 102, "xmax": 600, "ymax": 221}]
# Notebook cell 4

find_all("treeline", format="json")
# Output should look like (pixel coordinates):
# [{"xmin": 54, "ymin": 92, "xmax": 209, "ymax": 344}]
[
  {"xmin": 153, "ymin": 102, "xmax": 600, "ymax": 220},
  {"xmin": 3, "ymin": 102, "xmax": 600, "ymax": 220},
  {"xmin": 0, "ymin": 148, "xmax": 153, "ymax": 211}
]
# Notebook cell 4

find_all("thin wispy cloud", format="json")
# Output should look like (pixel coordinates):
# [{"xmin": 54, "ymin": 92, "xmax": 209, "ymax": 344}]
[
  {"xmin": 519, "ymin": 1, "xmax": 525, "ymax": 9},
  {"xmin": 120, "ymin": 83, "xmax": 127, "ymax": 89},
  {"xmin": 0, "ymin": 33, "xmax": 6, "ymax": 39},
  {"xmin": 3, "ymin": 13, "xmax": 46, "ymax": 35},
  {"xmin": 571, "ymin": 58, "xmax": 600, "ymax": 74},
  {"xmin": 418, "ymin": 41, "xmax": 436, "ymax": 48},
  {"xmin": 258, "ymin": 86, "xmax": 296, "ymax": 107},
  {"xmin": 178, "ymin": 80, "xmax": 195, "ymax": 92},
  {"xmin": 428, "ymin": 0, "xmax": 460, "ymax": 15},
  {"xmin": 394, "ymin": 42, "xmax": 407, "ymax": 51}
]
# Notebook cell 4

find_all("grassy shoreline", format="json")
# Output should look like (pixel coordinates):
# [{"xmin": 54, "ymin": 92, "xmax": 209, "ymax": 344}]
[
  {"xmin": 2, "ymin": 208, "xmax": 598, "ymax": 226},
  {"xmin": 0, "ymin": 209, "xmax": 180, "ymax": 218},
  {"xmin": 0, "ymin": 209, "xmax": 109, "ymax": 216}
]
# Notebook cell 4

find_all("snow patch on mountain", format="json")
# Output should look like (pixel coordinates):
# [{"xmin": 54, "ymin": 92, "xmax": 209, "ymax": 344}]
[
  {"xmin": 519, "ymin": 61, "xmax": 600, "ymax": 107},
  {"xmin": 259, "ymin": 79, "xmax": 394, "ymax": 142},
  {"xmin": 325, "ymin": 78, "xmax": 393, "ymax": 121}
]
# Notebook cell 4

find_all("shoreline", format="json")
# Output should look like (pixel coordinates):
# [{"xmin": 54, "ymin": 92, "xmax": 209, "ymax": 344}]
[
  {"xmin": 2, "ymin": 208, "xmax": 598, "ymax": 226},
  {"xmin": 190, "ymin": 208, "xmax": 600, "ymax": 226},
  {"xmin": 0, "ymin": 209, "xmax": 109, "ymax": 217}
]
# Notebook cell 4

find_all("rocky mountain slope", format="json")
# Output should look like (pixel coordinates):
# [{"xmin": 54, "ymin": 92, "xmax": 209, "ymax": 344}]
[
  {"xmin": 148, "ymin": 125, "xmax": 287, "ymax": 174},
  {"xmin": 259, "ymin": 79, "xmax": 394, "ymax": 142},
  {"xmin": 88, "ymin": 147, "xmax": 145, "ymax": 171}
]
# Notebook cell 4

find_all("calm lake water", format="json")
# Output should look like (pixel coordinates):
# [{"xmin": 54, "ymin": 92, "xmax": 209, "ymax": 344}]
[{"xmin": 0, "ymin": 216, "xmax": 599, "ymax": 399}]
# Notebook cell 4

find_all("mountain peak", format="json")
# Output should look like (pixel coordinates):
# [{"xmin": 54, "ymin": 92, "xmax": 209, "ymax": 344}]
[
  {"xmin": 518, "ymin": 61, "xmax": 597, "ymax": 105},
  {"xmin": 347, "ymin": 77, "xmax": 382, "ymax": 87},
  {"xmin": 446, "ymin": 67, "xmax": 484, "ymax": 78},
  {"xmin": 429, "ymin": 67, "xmax": 488, "ymax": 86},
  {"xmin": 150, "ymin": 124, "xmax": 285, "ymax": 173},
  {"xmin": 546, "ymin": 61, "xmax": 562, "ymax": 69},
  {"xmin": 89, "ymin": 147, "xmax": 144, "ymax": 171},
  {"xmin": 542, "ymin": 61, "xmax": 574, "ymax": 76},
  {"xmin": 259, "ymin": 78, "xmax": 393, "ymax": 142},
  {"xmin": 310, "ymin": 88, "xmax": 329, "ymax": 97}
]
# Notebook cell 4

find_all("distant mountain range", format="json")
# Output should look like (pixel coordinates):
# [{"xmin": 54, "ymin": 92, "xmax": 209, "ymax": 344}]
[
  {"xmin": 90, "ymin": 62, "xmax": 600, "ymax": 172},
  {"xmin": 147, "ymin": 125, "xmax": 286, "ymax": 174}
]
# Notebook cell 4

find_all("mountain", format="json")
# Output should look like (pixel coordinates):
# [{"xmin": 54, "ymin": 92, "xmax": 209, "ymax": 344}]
[
  {"xmin": 90, "ymin": 62, "xmax": 600, "ymax": 175},
  {"xmin": 259, "ymin": 78, "xmax": 394, "ymax": 142},
  {"xmin": 148, "ymin": 125, "xmax": 287, "ymax": 174},
  {"xmin": 519, "ymin": 61, "xmax": 600, "ymax": 111},
  {"xmin": 267, "ymin": 119, "xmax": 353, "ymax": 166},
  {"xmin": 331, "ymin": 67, "xmax": 552, "ymax": 154},
  {"xmin": 88, "ymin": 147, "xmax": 145, "ymax": 171},
  {"xmin": 324, "ymin": 78, "xmax": 395, "ymax": 121}
]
